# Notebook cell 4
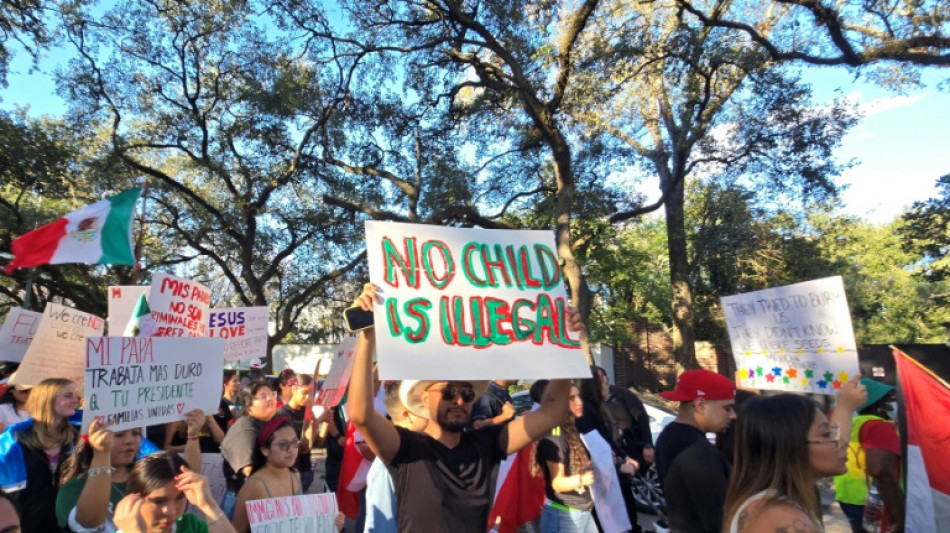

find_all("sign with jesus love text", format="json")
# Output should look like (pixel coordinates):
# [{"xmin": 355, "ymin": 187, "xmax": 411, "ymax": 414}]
[
  {"xmin": 82, "ymin": 336, "xmax": 224, "ymax": 432},
  {"xmin": 366, "ymin": 221, "xmax": 590, "ymax": 380}
]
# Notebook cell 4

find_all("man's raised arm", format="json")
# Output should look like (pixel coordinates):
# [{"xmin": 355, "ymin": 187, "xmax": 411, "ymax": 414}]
[{"xmin": 347, "ymin": 284, "xmax": 401, "ymax": 463}]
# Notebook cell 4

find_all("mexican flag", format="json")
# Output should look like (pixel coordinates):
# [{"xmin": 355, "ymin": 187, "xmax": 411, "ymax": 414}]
[
  {"xmin": 4, "ymin": 187, "xmax": 142, "ymax": 275},
  {"xmin": 893, "ymin": 347, "xmax": 950, "ymax": 532},
  {"xmin": 123, "ymin": 293, "xmax": 157, "ymax": 337}
]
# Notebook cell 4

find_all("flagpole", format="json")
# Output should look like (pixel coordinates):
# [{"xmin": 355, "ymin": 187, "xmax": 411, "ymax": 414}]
[
  {"xmin": 21, "ymin": 268, "xmax": 34, "ymax": 309},
  {"xmin": 132, "ymin": 179, "xmax": 150, "ymax": 285}
]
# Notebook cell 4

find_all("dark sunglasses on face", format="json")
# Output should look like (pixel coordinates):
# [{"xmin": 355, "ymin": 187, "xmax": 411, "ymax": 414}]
[{"xmin": 433, "ymin": 385, "xmax": 476, "ymax": 403}]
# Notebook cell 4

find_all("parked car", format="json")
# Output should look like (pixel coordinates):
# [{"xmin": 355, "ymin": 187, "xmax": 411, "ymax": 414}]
[
  {"xmin": 644, "ymin": 402, "xmax": 676, "ymax": 443},
  {"xmin": 510, "ymin": 390, "xmax": 533, "ymax": 415}
]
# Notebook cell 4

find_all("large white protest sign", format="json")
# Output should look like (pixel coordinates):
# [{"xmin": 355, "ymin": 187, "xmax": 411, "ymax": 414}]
[
  {"xmin": 82, "ymin": 336, "xmax": 223, "ymax": 431},
  {"xmin": 107, "ymin": 285, "xmax": 149, "ymax": 335},
  {"xmin": 148, "ymin": 273, "xmax": 211, "ymax": 337},
  {"xmin": 366, "ymin": 221, "xmax": 590, "ymax": 380},
  {"xmin": 10, "ymin": 303, "xmax": 104, "ymax": 386},
  {"xmin": 0, "ymin": 308, "xmax": 42, "ymax": 363},
  {"xmin": 313, "ymin": 336, "xmax": 356, "ymax": 409},
  {"xmin": 720, "ymin": 276, "xmax": 859, "ymax": 394},
  {"xmin": 208, "ymin": 307, "xmax": 269, "ymax": 362},
  {"xmin": 246, "ymin": 493, "xmax": 338, "ymax": 533}
]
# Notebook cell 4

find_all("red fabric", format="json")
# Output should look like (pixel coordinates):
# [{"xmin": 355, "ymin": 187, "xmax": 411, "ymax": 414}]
[
  {"xmin": 894, "ymin": 349, "xmax": 950, "ymax": 495},
  {"xmin": 859, "ymin": 420, "xmax": 900, "ymax": 455},
  {"xmin": 336, "ymin": 421, "xmax": 363, "ymax": 519},
  {"xmin": 4, "ymin": 217, "xmax": 69, "ymax": 274},
  {"xmin": 660, "ymin": 369, "xmax": 734, "ymax": 401},
  {"xmin": 487, "ymin": 443, "xmax": 545, "ymax": 533}
]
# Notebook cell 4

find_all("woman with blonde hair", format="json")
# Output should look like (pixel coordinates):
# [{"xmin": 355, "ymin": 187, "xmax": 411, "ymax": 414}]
[
  {"xmin": 722, "ymin": 379, "xmax": 866, "ymax": 533},
  {"xmin": 0, "ymin": 377, "xmax": 81, "ymax": 533}
]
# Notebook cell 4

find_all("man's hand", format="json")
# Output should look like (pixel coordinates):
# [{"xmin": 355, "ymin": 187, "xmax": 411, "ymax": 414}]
[
  {"xmin": 836, "ymin": 375, "xmax": 867, "ymax": 414},
  {"xmin": 500, "ymin": 401, "xmax": 516, "ymax": 421},
  {"xmin": 619, "ymin": 457, "xmax": 639, "ymax": 475}
]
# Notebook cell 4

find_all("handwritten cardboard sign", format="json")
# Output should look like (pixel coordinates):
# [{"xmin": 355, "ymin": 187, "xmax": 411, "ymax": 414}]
[
  {"xmin": 0, "ymin": 308, "xmax": 42, "ymax": 363},
  {"xmin": 313, "ymin": 336, "xmax": 356, "ymax": 409},
  {"xmin": 720, "ymin": 276, "xmax": 860, "ymax": 394},
  {"xmin": 208, "ymin": 307, "xmax": 269, "ymax": 362},
  {"xmin": 108, "ymin": 285, "xmax": 149, "ymax": 335},
  {"xmin": 246, "ymin": 493, "xmax": 338, "ymax": 533},
  {"xmin": 82, "ymin": 336, "xmax": 224, "ymax": 431},
  {"xmin": 365, "ymin": 221, "xmax": 590, "ymax": 380},
  {"xmin": 10, "ymin": 303, "xmax": 104, "ymax": 386},
  {"xmin": 148, "ymin": 273, "xmax": 211, "ymax": 337}
]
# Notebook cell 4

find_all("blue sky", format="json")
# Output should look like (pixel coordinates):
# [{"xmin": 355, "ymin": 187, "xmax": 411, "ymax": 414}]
[{"xmin": 3, "ymin": 47, "xmax": 947, "ymax": 226}]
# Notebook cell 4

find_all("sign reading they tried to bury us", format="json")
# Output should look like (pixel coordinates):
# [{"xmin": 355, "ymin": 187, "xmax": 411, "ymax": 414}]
[
  {"xmin": 83, "ymin": 336, "xmax": 224, "ymax": 432},
  {"xmin": 720, "ymin": 276, "xmax": 859, "ymax": 395},
  {"xmin": 365, "ymin": 221, "xmax": 590, "ymax": 381}
]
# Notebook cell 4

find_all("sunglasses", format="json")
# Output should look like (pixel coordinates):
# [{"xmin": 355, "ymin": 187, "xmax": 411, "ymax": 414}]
[{"xmin": 430, "ymin": 385, "xmax": 476, "ymax": 403}]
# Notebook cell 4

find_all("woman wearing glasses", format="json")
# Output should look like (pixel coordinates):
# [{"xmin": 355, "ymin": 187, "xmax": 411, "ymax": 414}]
[
  {"xmin": 231, "ymin": 417, "xmax": 301, "ymax": 533},
  {"xmin": 219, "ymin": 381, "xmax": 279, "ymax": 519},
  {"xmin": 722, "ymin": 377, "xmax": 866, "ymax": 533}
]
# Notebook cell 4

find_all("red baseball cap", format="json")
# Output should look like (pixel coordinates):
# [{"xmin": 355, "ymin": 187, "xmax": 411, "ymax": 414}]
[{"xmin": 660, "ymin": 369, "xmax": 735, "ymax": 402}]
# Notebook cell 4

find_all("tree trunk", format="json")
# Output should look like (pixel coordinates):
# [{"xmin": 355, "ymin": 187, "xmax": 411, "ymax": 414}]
[{"xmin": 664, "ymin": 176, "xmax": 699, "ymax": 371}]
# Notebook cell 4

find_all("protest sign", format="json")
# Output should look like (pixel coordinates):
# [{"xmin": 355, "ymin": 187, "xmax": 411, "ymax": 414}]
[
  {"xmin": 720, "ymin": 276, "xmax": 859, "ymax": 394},
  {"xmin": 313, "ymin": 336, "xmax": 356, "ymax": 409},
  {"xmin": 10, "ymin": 303, "xmax": 104, "ymax": 386},
  {"xmin": 201, "ymin": 453, "xmax": 227, "ymax": 504},
  {"xmin": 0, "ymin": 308, "xmax": 42, "ymax": 363},
  {"xmin": 246, "ymin": 493, "xmax": 338, "ymax": 533},
  {"xmin": 107, "ymin": 285, "xmax": 149, "ymax": 335},
  {"xmin": 207, "ymin": 307, "xmax": 269, "ymax": 362},
  {"xmin": 148, "ymin": 273, "xmax": 211, "ymax": 337},
  {"xmin": 365, "ymin": 221, "xmax": 589, "ymax": 380},
  {"xmin": 82, "ymin": 336, "xmax": 224, "ymax": 431}
]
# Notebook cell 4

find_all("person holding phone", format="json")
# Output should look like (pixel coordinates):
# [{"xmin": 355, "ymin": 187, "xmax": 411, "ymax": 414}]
[{"xmin": 531, "ymin": 383, "xmax": 597, "ymax": 533}]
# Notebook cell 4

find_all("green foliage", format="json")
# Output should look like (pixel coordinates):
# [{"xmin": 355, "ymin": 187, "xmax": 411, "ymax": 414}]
[{"xmin": 901, "ymin": 175, "xmax": 950, "ymax": 282}]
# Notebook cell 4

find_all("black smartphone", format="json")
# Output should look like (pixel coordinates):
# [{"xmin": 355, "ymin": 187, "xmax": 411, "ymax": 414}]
[{"xmin": 343, "ymin": 306, "xmax": 375, "ymax": 332}]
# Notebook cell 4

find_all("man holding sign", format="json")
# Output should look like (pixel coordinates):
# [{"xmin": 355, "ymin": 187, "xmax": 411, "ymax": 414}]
[{"xmin": 348, "ymin": 283, "xmax": 581, "ymax": 533}]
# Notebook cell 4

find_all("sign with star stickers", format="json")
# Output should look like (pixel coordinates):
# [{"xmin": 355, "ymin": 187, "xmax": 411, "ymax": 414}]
[{"xmin": 720, "ymin": 276, "xmax": 859, "ymax": 395}]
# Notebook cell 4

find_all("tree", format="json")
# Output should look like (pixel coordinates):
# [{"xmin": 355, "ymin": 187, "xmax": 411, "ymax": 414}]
[
  {"xmin": 0, "ymin": 0, "xmax": 49, "ymax": 86},
  {"xmin": 901, "ymin": 174, "xmax": 950, "ymax": 282},
  {"xmin": 60, "ymin": 0, "xmax": 367, "ymax": 357},
  {"xmin": 567, "ymin": 0, "xmax": 857, "ymax": 369},
  {"xmin": 675, "ymin": 0, "xmax": 950, "ymax": 68}
]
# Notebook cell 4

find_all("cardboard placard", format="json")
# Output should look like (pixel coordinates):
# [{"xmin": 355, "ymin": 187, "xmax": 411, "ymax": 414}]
[
  {"xmin": 10, "ymin": 303, "xmax": 104, "ymax": 386},
  {"xmin": 313, "ymin": 336, "xmax": 356, "ymax": 409},
  {"xmin": 208, "ymin": 307, "xmax": 269, "ymax": 362},
  {"xmin": 0, "ymin": 308, "xmax": 42, "ymax": 362},
  {"xmin": 148, "ymin": 273, "xmax": 211, "ymax": 337},
  {"xmin": 720, "ymin": 276, "xmax": 860, "ymax": 394},
  {"xmin": 365, "ymin": 221, "xmax": 589, "ymax": 380},
  {"xmin": 82, "ymin": 337, "xmax": 224, "ymax": 431},
  {"xmin": 107, "ymin": 285, "xmax": 149, "ymax": 335},
  {"xmin": 246, "ymin": 493, "xmax": 338, "ymax": 533}
]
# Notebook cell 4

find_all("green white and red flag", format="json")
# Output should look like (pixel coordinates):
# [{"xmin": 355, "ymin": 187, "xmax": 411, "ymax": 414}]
[{"xmin": 4, "ymin": 188, "xmax": 142, "ymax": 275}]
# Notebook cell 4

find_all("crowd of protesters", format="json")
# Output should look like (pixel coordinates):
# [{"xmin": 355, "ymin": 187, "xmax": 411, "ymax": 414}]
[{"xmin": 0, "ymin": 282, "xmax": 907, "ymax": 533}]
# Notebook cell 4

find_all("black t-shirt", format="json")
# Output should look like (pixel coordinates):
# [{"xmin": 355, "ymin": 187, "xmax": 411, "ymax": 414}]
[
  {"xmin": 386, "ymin": 425, "xmax": 509, "ymax": 533},
  {"xmin": 655, "ymin": 421, "xmax": 729, "ymax": 533},
  {"xmin": 220, "ymin": 416, "xmax": 265, "ymax": 491},
  {"xmin": 536, "ymin": 428, "xmax": 593, "ymax": 511},
  {"xmin": 276, "ymin": 404, "xmax": 312, "ymax": 472},
  {"xmin": 214, "ymin": 397, "xmax": 235, "ymax": 433}
]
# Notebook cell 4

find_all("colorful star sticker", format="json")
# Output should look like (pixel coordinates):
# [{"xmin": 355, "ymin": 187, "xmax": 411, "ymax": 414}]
[
  {"xmin": 772, "ymin": 367, "xmax": 783, "ymax": 377},
  {"xmin": 749, "ymin": 368, "xmax": 757, "ymax": 378},
  {"xmin": 778, "ymin": 348, "xmax": 786, "ymax": 354},
  {"xmin": 838, "ymin": 371, "xmax": 849, "ymax": 382},
  {"xmin": 823, "ymin": 371, "xmax": 834, "ymax": 382},
  {"xmin": 805, "ymin": 369, "xmax": 814, "ymax": 378},
  {"xmin": 832, "ymin": 380, "xmax": 843, "ymax": 389},
  {"xmin": 837, "ymin": 346, "xmax": 845, "ymax": 353},
  {"xmin": 796, "ymin": 348, "xmax": 804, "ymax": 354},
  {"xmin": 762, "ymin": 349, "xmax": 769, "ymax": 355},
  {"xmin": 800, "ymin": 378, "xmax": 808, "ymax": 387},
  {"xmin": 782, "ymin": 376, "xmax": 790, "ymax": 384},
  {"xmin": 766, "ymin": 374, "xmax": 775, "ymax": 383},
  {"xmin": 817, "ymin": 348, "xmax": 824, "ymax": 354},
  {"xmin": 787, "ymin": 368, "xmax": 798, "ymax": 378},
  {"xmin": 817, "ymin": 379, "xmax": 828, "ymax": 388},
  {"xmin": 744, "ymin": 350, "xmax": 751, "ymax": 356},
  {"xmin": 756, "ymin": 366, "xmax": 764, "ymax": 376}
]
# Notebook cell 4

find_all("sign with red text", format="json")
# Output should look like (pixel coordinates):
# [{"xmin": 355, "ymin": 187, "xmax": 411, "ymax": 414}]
[
  {"xmin": 9, "ymin": 303, "xmax": 104, "ymax": 386},
  {"xmin": 207, "ymin": 307, "xmax": 269, "ymax": 363},
  {"xmin": 313, "ymin": 336, "xmax": 356, "ymax": 408},
  {"xmin": 365, "ymin": 221, "xmax": 589, "ymax": 380},
  {"xmin": 246, "ymin": 493, "xmax": 339, "ymax": 533},
  {"xmin": 0, "ymin": 308, "xmax": 42, "ymax": 362},
  {"xmin": 82, "ymin": 336, "xmax": 224, "ymax": 431},
  {"xmin": 721, "ymin": 276, "xmax": 859, "ymax": 395},
  {"xmin": 148, "ymin": 273, "xmax": 211, "ymax": 337},
  {"xmin": 107, "ymin": 285, "xmax": 149, "ymax": 335}
]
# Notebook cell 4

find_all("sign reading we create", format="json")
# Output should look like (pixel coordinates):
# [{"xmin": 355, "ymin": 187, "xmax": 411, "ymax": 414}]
[
  {"xmin": 82, "ymin": 337, "xmax": 223, "ymax": 431},
  {"xmin": 366, "ymin": 222, "xmax": 590, "ymax": 380},
  {"xmin": 246, "ymin": 493, "xmax": 338, "ymax": 533}
]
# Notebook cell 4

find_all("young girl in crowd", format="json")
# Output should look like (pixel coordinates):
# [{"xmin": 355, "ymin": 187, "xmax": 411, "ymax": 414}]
[
  {"xmin": 274, "ymin": 369, "xmax": 296, "ymax": 407},
  {"xmin": 533, "ymin": 384, "xmax": 597, "ymax": 533},
  {"xmin": 722, "ymin": 379, "xmax": 866, "ymax": 532},
  {"xmin": 0, "ymin": 384, "xmax": 31, "ymax": 432},
  {"xmin": 56, "ymin": 410, "xmax": 206, "ymax": 532},
  {"xmin": 0, "ymin": 377, "xmax": 80, "ymax": 533},
  {"xmin": 111, "ymin": 450, "xmax": 236, "ymax": 533},
  {"xmin": 231, "ymin": 417, "xmax": 302, "ymax": 533}
]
